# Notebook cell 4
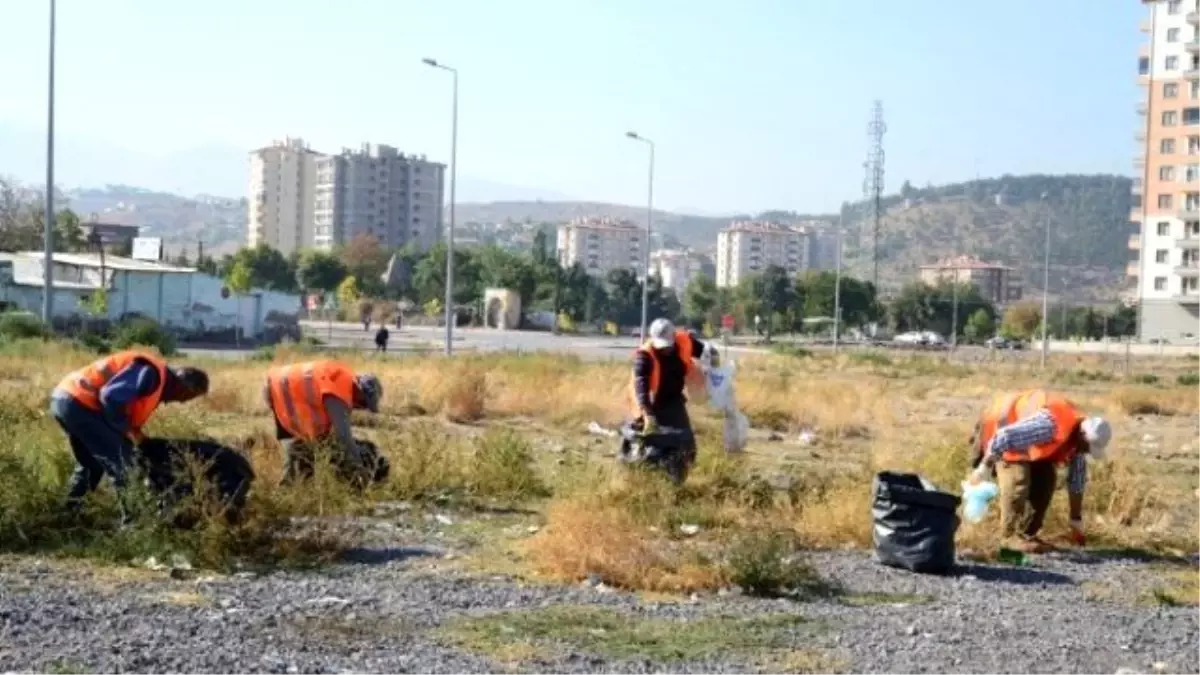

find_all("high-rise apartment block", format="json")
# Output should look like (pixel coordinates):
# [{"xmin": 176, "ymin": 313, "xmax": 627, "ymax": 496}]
[
  {"xmin": 1132, "ymin": 0, "xmax": 1200, "ymax": 338},
  {"xmin": 650, "ymin": 249, "xmax": 705, "ymax": 294},
  {"xmin": 248, "ymin": 139, "xmax": 445, "ymax": 256},
  {"xmin": 918, "ymin": 255, "xmax": 1023, "ymax": 307},
  {"xmin": 556, "ymin": 217, "xmax": 644, "ymax": 278},
  {"xmin": 313, "ymin": 144, "xmax": 445, "ymax": 252},
  {"xmin": 715, "ymin": 220, "xmax": 812, "ymax": 288},
  {"xmin": 247, "ymin": 137, "xmax": 319, "ymax": 253}
]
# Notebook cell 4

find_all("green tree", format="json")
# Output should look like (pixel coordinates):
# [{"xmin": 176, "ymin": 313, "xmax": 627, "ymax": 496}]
[
  {"xmin": 297, "ymin": 249, "xmax": 348, "ymax": 292},
  {"xmin": 228, "ymin": 244, "xmax": 298, "ymax": 292},
  {"xmin": 683, "ymin": 274, "xmax": 719, "ymax": 328},
  {"xmin": 412, "ymin": 242, "xmax": 482, "ymax": 307},
  {"xmin": 337, "ymin": 234, "xmax": 390, "ymax": 297},
  {"xmin": 53, "ymin": 209, "xmax": 85, "ymax": 252},
  {"xmin": 963, "ymin": 308, "xmax": 995, "ymax": 343},
  {"xmin": 224, "ymin": 260, "xmax": 253, "ymax": 345},
  {"xmin": 337, "ymin": 275, "xmax": 362, "ymax": 309},
  {"xmin": 1000, "ymin": 302, "xmax": 1043, "ymax": 340}
]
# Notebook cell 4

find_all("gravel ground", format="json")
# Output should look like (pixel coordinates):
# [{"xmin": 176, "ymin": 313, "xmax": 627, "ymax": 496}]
[{"xmin": 0, "ymin": 518, "xmax": 1196, "ymax": 675}]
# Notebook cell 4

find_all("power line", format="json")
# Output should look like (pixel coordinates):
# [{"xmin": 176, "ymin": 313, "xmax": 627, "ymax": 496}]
[{"xmin": 862, "ymin": 100, "xmax": 886, "ymax": 290}]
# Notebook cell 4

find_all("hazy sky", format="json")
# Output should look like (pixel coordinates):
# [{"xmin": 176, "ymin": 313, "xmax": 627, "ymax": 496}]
[{"xmin": 0, "ymin": 0, "xmax": 1143, "ymax": 213}]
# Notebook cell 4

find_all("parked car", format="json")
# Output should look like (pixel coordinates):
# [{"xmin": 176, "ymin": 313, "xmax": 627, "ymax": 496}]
[{"xmin": 985, "ymin": 336, "xmax": 1026, "ymax": 350}]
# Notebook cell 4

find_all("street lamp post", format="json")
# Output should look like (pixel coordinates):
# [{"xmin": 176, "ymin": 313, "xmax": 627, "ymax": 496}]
[
  {"xmin": 625, "ymin": 132, "xmax": 654, "ymax": 341},
  {"xmin": 423, "ymin": 57, "xmax": 458, "ymax": 357},
  {"xmin": 833, "ymin": 212, "xmax": 843, "ymax": 354},
  {"xmin": 1039, "ymin": 192, "xmax": 1051, "ymax": 369},
  {"xmin": 42, "ymin": 0, "xmax": 57, "ymax": 323}
]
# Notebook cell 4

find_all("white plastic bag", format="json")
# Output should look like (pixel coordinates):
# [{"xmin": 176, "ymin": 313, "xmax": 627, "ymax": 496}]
[
  {"xmin": 705, "ymin": 361, "xmax": 737, "ymax": 414},
  {"xmin": 723, "ymin": 409, "xmax": 749, "ymax": 453}
]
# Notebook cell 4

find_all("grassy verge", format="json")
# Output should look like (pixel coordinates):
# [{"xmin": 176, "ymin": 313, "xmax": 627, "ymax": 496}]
[{"xmin": 0, "ymin": 338, "xmax": 1194, "ymax": 580}]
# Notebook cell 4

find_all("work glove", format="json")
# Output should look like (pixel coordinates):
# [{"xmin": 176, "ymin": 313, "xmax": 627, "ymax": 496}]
[
  {"xmin": 640, "ymin": 414, "xmax": 659, "ymax": 436},
  {"xmin": 968, "ymin": 463, "xmax": 991, "ymax": 486},
  {"xmin": 1068, "ymin": 519, "xmax": 1086, "ymax": 546}
]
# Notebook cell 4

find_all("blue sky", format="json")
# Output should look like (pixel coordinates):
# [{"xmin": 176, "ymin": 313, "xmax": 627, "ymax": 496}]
[{"xmin": 0, "ymin": 0, "xmax": 1143, "ymax": 213}]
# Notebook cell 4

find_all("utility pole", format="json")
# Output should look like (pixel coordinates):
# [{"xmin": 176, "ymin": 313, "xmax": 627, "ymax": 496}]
[
  {"xmin": 1040, "ymin": 192, "xmax": 1051, "ymax": 369},
  {"xmin": 41, "ymin": 0, "xmax": 57, "ymax": 324},
  {"xmin": 626, "ymin": 131, "xmax": 655, "ymax": 341},
  {"xmin": 423, "ymin": 58, "xmax": 459, "ymax": 356},
  {"xmin": 833, "ymin": 213, "xmax": 844, "ymax": 354}
]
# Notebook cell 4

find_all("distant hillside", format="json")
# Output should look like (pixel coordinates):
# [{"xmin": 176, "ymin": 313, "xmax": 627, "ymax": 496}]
[
  {"xmin": 52, "ymin": 174, "xmax": 1133, "ymax": 304},
  {"xmin": 64, "ymin": 185, "xmax": 245, "ymax": 257},
  {"xmin": 837, "ymin": 174, "xmax": 1132, "ymax": 301}
]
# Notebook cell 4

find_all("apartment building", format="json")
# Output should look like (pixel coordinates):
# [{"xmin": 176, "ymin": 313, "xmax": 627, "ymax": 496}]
[
  {"xmin": 714, "ymin": 221, "xmax": 812, "ymax": 288},
  {"xmin": 555, "ymin": 217, "xmax": 643, "ymax": 278},
  {"xmin": 247, "ymin": 137, "xmax": 319, "ymax": 254},
  {"xmin": 918, "ymin": 255, "xmax": 1023, "ymax": 307},
  {"xmin": 1131, "ymin": 0, "xmax": 1200, "ymax": 339},
  {"xmin": 650, "ymin": 249, "xmax": 705, "ymax": 294},
  {"xmin": 313, "ymin": 144, "xmax": 446, "ymax": 253}
]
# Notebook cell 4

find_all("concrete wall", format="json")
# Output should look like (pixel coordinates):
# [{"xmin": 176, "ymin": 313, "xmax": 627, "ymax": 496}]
[
  {"xmin": 1031, "ymin": 337, "xmax": 1198, "ymax": 356},
  {"xmin": 1139, "ymin": 299, "xmax": 1200, "ymax": 341}
]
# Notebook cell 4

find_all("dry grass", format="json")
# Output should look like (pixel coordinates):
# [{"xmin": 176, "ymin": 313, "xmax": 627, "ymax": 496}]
[{"xmin": 0, "ymin": 338, "xmax": 1195, "ymax": 581}]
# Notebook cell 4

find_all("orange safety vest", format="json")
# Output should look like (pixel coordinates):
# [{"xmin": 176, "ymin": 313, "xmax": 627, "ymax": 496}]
[
  {"xmin": 266, "ymin": 360, "xmax": 357, "ymax": 441},
  {"xmin": 629, "ymin": 329, "xmax": 703, "ymax": 411},
  {"xmin": 977, "ymin": 389, "xmax": 1085, "ymax": 464},
  {"xmin": 56, "ymin": 350, "xmax": 168, "ymax": 440}
]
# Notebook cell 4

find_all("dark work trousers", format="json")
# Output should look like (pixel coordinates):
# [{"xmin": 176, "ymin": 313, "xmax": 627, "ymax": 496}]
[
  {"xmin": 650, "ymin": 397, "xmax": 696, "ymax": 483},
  {"xmin": 49, "ymin": 393, "xmax": 136, "ymax": 520}
]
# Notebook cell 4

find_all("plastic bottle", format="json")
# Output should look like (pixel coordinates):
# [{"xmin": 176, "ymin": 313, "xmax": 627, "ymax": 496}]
[{"xmin": 960, "ymin": 479, "xmax": 999, "ymax": 524}]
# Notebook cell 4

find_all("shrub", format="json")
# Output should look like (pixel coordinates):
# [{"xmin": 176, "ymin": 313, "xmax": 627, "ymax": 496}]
[
  {"xmin": 1133, "ymin": 373, "xmax": 1160, "ymax": 386},
  {"xmin": 0, "ymin": 312, "xmax": 51, "ymax": 340},
  {"xmin": 1177, "ymin": 372, "xmax": 1199, "ymax": 387},
  {"xmin": 466, "ymin": 430, "xmax": 549, "ymax": 503},
  {"xmin": 725, "ymin": 529, "xmax": 832, "ymax": 599},
  {"xmin": 112, "ymin": 318, "xmax": 177, "ymax": 356}
]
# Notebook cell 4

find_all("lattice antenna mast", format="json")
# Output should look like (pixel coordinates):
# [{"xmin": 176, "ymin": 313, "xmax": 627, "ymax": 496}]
[{"xmin": 862, "ymin": 100, "xmax": 886, "ymax": 289}]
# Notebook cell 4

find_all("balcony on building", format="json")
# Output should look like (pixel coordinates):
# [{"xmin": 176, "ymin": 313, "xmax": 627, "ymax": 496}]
[
  {"xmin": 1181, "ymin": 207, "xmax": 1200, "ymax": 221},
  {"xmin": 1134, "ymin": 129, "xmax": 1146, "ymax": 142},
  {"xmin": 1136, "ymin": 99, "xmax": 1147, "ymax": 115},
  {"xmin": 1188, "ymin": 38, "xmax": 1200, "ymax": 54},
  {"xmin": 1173, "ymin": 290, "xmax": 1200, "ymax": 304},
  {"xmin": 1126, "ymin": 261, "xmax": 1141, "ymax": 277},
  {"xmin": 1129, "ymin": 233, "xmax": 1141, "ymax": 250},
  {"xmin": 1189, "ymin": 10, "xmax": 1199, "ymax": 24},
  {"xmin": 1178, "ymin": 235, "xmax": 1200, "ymax": 249},
  {"xmin": 1175, "ymin": 263, "xmax": 1200, "ymax": 277}
]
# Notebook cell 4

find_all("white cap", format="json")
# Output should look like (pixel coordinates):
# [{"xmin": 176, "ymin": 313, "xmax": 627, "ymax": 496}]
[
  {"xmin": 648, "ymin": 318, "xmax": 676, "ymax": 349},
  {"xmin": 1081, "ymin": 416, "xmax": 1112, "ymax": 460}
]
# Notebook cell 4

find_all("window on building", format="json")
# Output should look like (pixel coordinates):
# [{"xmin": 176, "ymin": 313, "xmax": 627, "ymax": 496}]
[
  {"xmin": 1187, "ymin": 192, "xmax": 1200, "ymax": 210},
  {"xmin": 1163, "ymin": 110, "xmax": 1179, "ymax": 126},
  {"xmin": 1187, "ymin": 220, "xmax": 1200, "ymax": 237},
  {"xmin": 1163, "ymin": 138, "xmax": 1178, "ymax": 154},
  {"xmin": 1161, "ymin": 166, "xmax": 1176, "ymax": 181},
  {"xmin": 1167, "ymin": 56, "xmax": 1180, "ymax": 71},
  {"xmin": 1169, "ymin": 27, "xmax": 1182, "ymax": 42},
  {"xmin": 1159, "ymin": 194, "xmax": 1174, "ymax": 208},
  {"xmin": 1185, "ymin": 277, "xmax": 1200, "ymax": 293},
  {"xmin": 1191, "ymin": 81, "xmax": 1199, "ymax": 99},
  {"xmin": 1156, "ymin": 220, "xmax": 1168, "ymax": 235},
  {"xmin": 1166, "ymin": 82, "xmax": 1180, "ymax": 98},
  {"xmin": 1188, "ymin": 165, "xmax": 1200, "ymax": 183},
  {"xmin": 1185, "ymin": 108, "xmax": 1200, "ymax": 125},
  {"xmin": 1168, "ymin": 0, "xmax": 1181, "ymax": 14},
  {"xmin": 1139, "ymin": 57, "xmax": 1151, "ymax": 75},
  {"xmin": 1154, "ymin": 277, "xmax": 1168, "ymax": 291},
  {"xmin": 1156, "ymin": 249, "xmax": 1170, "ymax": 263},
  {"xmin": 1190, "ymin": 136, "xmax": 1200, "ymax": 154}
]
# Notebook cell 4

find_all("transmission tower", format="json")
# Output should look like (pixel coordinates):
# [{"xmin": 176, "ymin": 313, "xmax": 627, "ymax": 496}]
[{"xmin": 862, "ymin": 100, "xmax": 886, "ymax": 289}]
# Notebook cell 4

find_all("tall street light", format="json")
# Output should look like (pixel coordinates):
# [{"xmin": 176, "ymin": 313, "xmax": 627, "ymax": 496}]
[
  {"xmin": 423, "ymin": 57, "xmax": 458, "ymax": 357},
  {"xmin": 42, "ymin": 0, "xmax": 57, "ymax": 323},
  {"xmin": 832, "ymin": 212, "xmax": 844, "ymax": 354},
  {"xmin": 625, "ymin": 131, "xmax": 654, "ymax": 341},
  {"xmin": 1039, "ymin": 191, "xmax": 1051, "ymax": 369}
]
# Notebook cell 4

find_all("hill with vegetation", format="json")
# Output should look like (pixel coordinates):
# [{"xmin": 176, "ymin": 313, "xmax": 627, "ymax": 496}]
[{"xmin": 836, "ymin": 174, "xmax": 1133, "ymax": 302}]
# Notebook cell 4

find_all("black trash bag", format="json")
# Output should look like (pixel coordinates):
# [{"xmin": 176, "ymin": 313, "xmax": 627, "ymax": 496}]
[
  {"xmin": 136, "ymin": 438, "xmax": 255, "ymax": 529},
  {"xmin": 616, "ymin": 421, "xmax": 696, "ymax": 484},
  {"xmin": 350, "ymin": 438, "xmax": 390, "ymax": 488},
  {"xmin": 872, "ymin": 471, "xmax": 961, "ymax": 574}
]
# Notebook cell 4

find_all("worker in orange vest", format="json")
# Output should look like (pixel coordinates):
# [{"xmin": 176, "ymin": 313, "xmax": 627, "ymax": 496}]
[
  {"xmin": 50, "ymin": 350, "xmax": 210, "ymax": 521},
  {"xmin": 629, "ymin": 318, "xmax": 714, "ymax": 482},
  {"xmin": 262, "ymin": 360, "xmax": 383, "ymax": 485},
  {"xmin": 969, "ymin": 389, "xmax": 1112, "ymax": 553}
]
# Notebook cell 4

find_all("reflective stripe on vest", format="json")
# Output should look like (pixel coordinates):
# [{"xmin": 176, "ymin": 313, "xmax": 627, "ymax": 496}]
[
  {"xmin": 629, "ymin": 329, "xmax": 697, "ymax": 410},
  {"xmin": 266, "ymin": 360, "xmax": 356, "ymax": 441},
  {"xmin": 56, "ymin": 350, "xmax": 168, "ymax": 434},
  {"xmin": 976, "ymin": 389, "xmax": 1084, "ymax": 465}
]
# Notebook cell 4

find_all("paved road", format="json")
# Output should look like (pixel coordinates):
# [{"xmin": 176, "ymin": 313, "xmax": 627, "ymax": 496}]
[{"xmin": 181, "ymin": 321, "xmax": 768, "ymax": 362}]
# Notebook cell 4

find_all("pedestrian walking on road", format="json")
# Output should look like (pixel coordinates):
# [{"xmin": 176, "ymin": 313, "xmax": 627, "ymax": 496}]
[{"xmin": 375, "ymin": 326, "xmax": 390, "ymax": 353}]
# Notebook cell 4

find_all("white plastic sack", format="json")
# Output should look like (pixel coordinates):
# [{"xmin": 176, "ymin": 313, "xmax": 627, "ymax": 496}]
[
  {"xmin": 723, "ymin": 409, "xmax": 749, "ymax": 453},
  {"xmin": 704, "ymin": 361, "xmax": 737, "ymax": 414}
]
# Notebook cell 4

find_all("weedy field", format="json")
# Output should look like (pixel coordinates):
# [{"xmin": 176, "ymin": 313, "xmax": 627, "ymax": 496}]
[{"xmin": 0, "ymin": 339, "xmax": 1196, "ymax": 674}]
